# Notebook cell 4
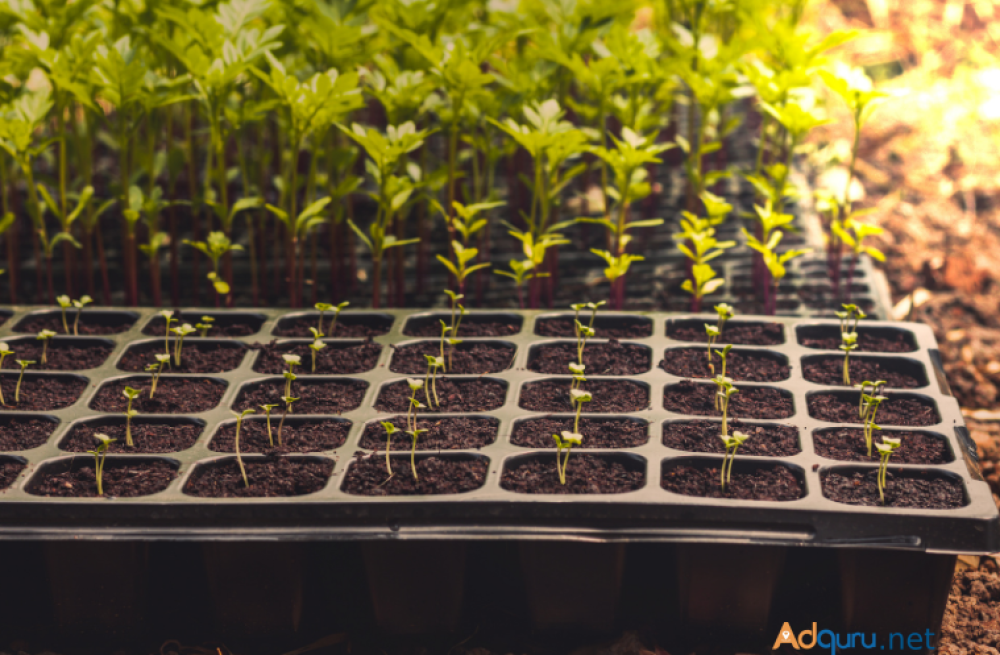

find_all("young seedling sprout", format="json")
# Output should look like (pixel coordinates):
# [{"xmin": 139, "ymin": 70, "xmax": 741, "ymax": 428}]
[
  {"xmin": 260, "ymin": 404, "xmax": 279, "ymax": 447},
  {"xmin": 36, "ymin": 330, "xmax": 56, "ymax": 366},
  {"xmin": 145, "ymin": 353, "xmax": 171, "ymax": 398},
  {"xmin": 837, "ymin": 304, "xmax": 866, "ymax": 385},
  {"xmin": 327, "ymin": 301, "xmax": 349, "ymax": 336},
  {"xmin": 0, "ymin": 343, "xmax": 12, "ymax": 405},
  {"xmin": 552, "ymin": 430, "xmax": 583, "ymax": 485},
  {"xmin": 569, "ymin": 363, "xmax": 586, "ymax": 391},
  {"xmin": 876, "ymin": 436, "xmax": 902, "ymax": 504},
  {"xmin": 282, "ymin": 354, "xmax": 301, "ymax": 399},
  {"xmin": 232, "ymin": 409, "xmax": 255, "ymax": 488},
  {"xmin": 714, "ymin": 378, "xmax": 739, "ymax": 437},
  {"xmin": 381, "ymin": 420, "xmax": 399, "ymax": 477},
  {"xmin": 712, "ymin": 345, "xmax": 734, "ymax": 411},
  {"xmin": 196, "ymin": 316, "xmax": 215, "ymax": 337},
  {"xmin": 719, "ymin": 430, "xmax": 749, "ymax": 492},
  {"xmin": 87, "ymin": 433, "xmax": 116, "ymax": 497},
  {"xmin": 122, "ymin": 386, "xmax": 141, "ymax": 447},
  {"xmin": 407, "ymin": 427, "xmax": 428, "ymax": 481},
  {"xmin": 715, "ymin": 303, "xmax": 734, "ymax": 334},
  {"xmin": 159, "ymin": 310, "xmax": 175, "ymax": 359},
  {"xmin": 840, "ymin": 331, "xmax": 858, "ymax": 385},
  {"xmin": 72, "ymin": 296, "xmax": 93, "ymax": 336},
  {"xmin": 276, "ymin": 396, "xmax": 299, "ymax": 446},
  {"xmin": 170, "ymin": 323, "xmax": 196, "ymax": 367},
  {"xmin": 56, "ymin": 295, "xmax": 72, "ymax": 334},
  {"xmin": 858, "ymin": 380, "xmax": 888, "ymax": 457},
  {"xmin": 437, "ymin": 321, "xmax": 455, "ymax": 372},
  {"xmin": 14, "ymin": 359, "xmax": 34, "ymax": 404},
  {"xmin": 423, "ymin": 354, "xmax": 443, "ymax": 410},
  {"xmin": 570, "ymin": 388, "xmax": 592, "ymax": 434},
  {"xmin": 308, "ymin": 338, "xmax": 326, "ymax": 374},
  {"xmin": 315, "ymin": 303, "xmax": 333, "ymax": 334},
  {"xmin": 704, "ymin": 324, "xmax": 721, "ymax": 374}
]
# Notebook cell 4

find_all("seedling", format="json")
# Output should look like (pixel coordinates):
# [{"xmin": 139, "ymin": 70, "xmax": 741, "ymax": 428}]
[
  {"xmin": 719, "ymin": 430, "xmax": 749, "ymax": 492},
  {"xmin": 56, "ymin": 295, "xmax": 72, "ymax": 334},
  {"xmin": 308, "ymin": 327, "xmax": 324, "ymax": 341},
  {"xmin": 282, "ymin": 354, "xmax": 301, "ymax": 398},
  {"xmin": 715, "ymin": 344, "xmax": 734, "ymax": 380},
  {"xmin": 232, "ymin": 409, "xmax": 255, "ymax": 488},
  {"xmin": 837, "ymin": 304, "xmax": 867, "ymax": 338},
  {"xmin": 704, "ymin": 325, "xmax": 721, "ymax": 371},
  {"xmin": 438, "ymin": 242, "xmax": 490, "ymax": 297},
  {"xmin": 423, "ymin": 354, "xmax": 443, "ymax": 410},
  {"xmin": 405, "ymin": 378, "xmax": 425, "ymax": 432},
  {"xmin": 159, "ymin": 311, "xmax": 174, "ymax": 360},
  {"xmin": 0, "ymin": 343, "xmax": 13, "ymax": 405},
  {"xmin": 437, "ymin": 321, "xmax": 462, "ymax": 373},
  {"xmin": 552, "ymin": 430, "xmax": 583, "ymax": 485},
  {"xmin": 381, "ymin": 420, "xmax": 399, "ymax": 477},
  {"xmin": 407, "ymin": 427, "xmax": 428, "ymax": 481},
  {"xmin": 170, "ymin": 323, "xmax": 196, "ymax": 368},
  {"xmin": 308, "ymin": 340, "xmax": 326, "ymax": 374},
  {"xmin": 573, "ymin": 301, "xmax": 604, "ymax": 367},
  {"xmin": 840, "ymin": 331, "xmax": 858, "ymax": 386},
  {"xmin": 569, "ymin": 363, "xmax": 586, "ymax": 391},
  {"xmin": 442, "ymin": 292, "xmax": 467, "ymax": 370},
  {"xmin": 570, "ymin": 388, "xmax": 592, "ymax": 434},
  {"xmin": 36, "ymin": 330, "xmax": 56, "ymax": 365},
  {"xmin": 260, "ymin": 404, "xmax": 279, "ymax": 447},
  {"xmin": 183, "ymin": 231, "xmax": 243, "ymax": 301},
  {"xmin": 14, "ymin": 360, "xmax": 34, "ymax": 404},
  {"xmin": 87, "ymin": 433, "xmax": 116, "ymax": 497},
  {"xmin": 714, "ymin": 377, "xmax": 739, "ymax": 437},
  {"xmin": 72, "ymin": 296, "xmax": 93, "ymax": 336},
  {"xmin": 857, "ymin": 380, "xmax": 888, "ymax": 457},
  {"xmin": 196, "ymin": 316, "xmax": 215, "ymax": 337},
  {"xmin": 315, "ymin": 303, "xmax": 333, "ymax": 334},
  {"xmin": 145, "ymin": 353, "xmax": 171, "ymax": 399},
  {"xmin": 276, "ymin": 396, "xmax": 299, "ymax": 446},
  {"xmin": 876, "ymin": 436, "xmax": 902, "ymax": 504},
  {"xmin": 122, "ymin": 386, "xmax": 141, "ymax": 447},
  {"xmin": 715, "ymin": 304, "xmax": 735, "ymax": 334}
]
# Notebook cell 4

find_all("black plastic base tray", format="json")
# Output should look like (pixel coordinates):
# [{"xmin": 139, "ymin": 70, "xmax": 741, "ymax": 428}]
[{"xmin": 0, "ymin": 306, "xmax": 994, "ymax": 554}]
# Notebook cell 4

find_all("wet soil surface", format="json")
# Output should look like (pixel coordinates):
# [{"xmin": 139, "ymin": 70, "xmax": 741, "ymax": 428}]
[
  {"xmin": 28, "ymin": 460, "xmax": 176, "ymax": 497},
  {"xmin": 662, "ymin": 420, "xmax": 800, "ymax": 456},
  {"xmin": 0, "ymin": 341, "xmax": 112, "ymax": 371},
  {"xmin": 501, "ymin": 454, "xmax": 644, "ymax": 494},
  {"xmin": 529, "ymin": 340, "xmax": 650, "ymax": 375},
  {"xmin": 662, "ymin": 463, "xmax": 804, "ymax": 500},
  {"xmin": 118, "ymin": 342, "xmax": 246, "ymax": 373},
  {"xmin": 807, "ymin": 393, "xmax": 938, "ymax": 426},
  {"xmin": 822, "ymin": 470, "xmax": 964, "ymax": 508},
  {"xmin": 143, "ymin": 314, "xmax": 262, "ymax": 337},
  {"xmin": 359, "ymin": 416, "xmax": 498, "ymax": 450},
  {"xmin": 375, "ymin": 378, "xmax": 506, "ymax": 413},
  {"xmin": 61, "ymin": 421, "xmax": 202, "ymax": 453},
  {"xmin": 0, "ymin": 460, "xmax": 24, "ymax": 489},
  {"xmin": 535, "ymin": 318, "xmax": 652, "ymax": 339},
  {"xmin": 0, "ymin": 417, "xmax": 57, "ymax": 450},
  {"xmin": 519, "ymin": 379, "xmax": 648, "ymax": 412},
  {"xmin": 14, "ymin": 313, "xmax": 136, "ymax": 335},
  {"xmin": 660, "ymin": 348, "xmax": 790, "ymax": 382},
  {"xmin": 803, "ymin": 356, "xmax": 924, "ymax": 388},
  {"xmin": 942, "ymin": 565, "xmax": 1000, "ymax": 655},
  {"xmin": 799, "ymin": 328, "xmax": 916, "ymax": 352},
  {"xmin": 814, "ymin": 428, "xmax": 950, "ymax": 464},
  {"xmin": 91, "ymin": 378, "xmax": 226, "ymax": 414},
  {"xmin": 390, "ymin": 341, "xmax": 515, "ymax": 374},
  {"xmin": 274, "ymin": 316, "xmax": 391, "ymax": 338},
  {"xmin": 184, "ymin": 456, "xmax": 334, "ymax": 497},
  {"xmin": 210, "ymin": 419, "xmax": 349, "ymax": 453},
  {"xmin": 233, "ymin": 379, "xmax": 367, "ymax": 414},
  {"xmin": 0, "ymin": 376, "xmax": 87, "ymax": 411},
  {"xmin": 406, "ymin": 317, "xmax": 521, "ymax": 337},
  {"xmin": 668, "ymin": 321, "xmax": 784, "ymax": 345},
  {"xmin": 343, "ymin": 453, "xmax": 487, "ymax": 495},
  {"xmin": 511, "ymin": 417, "xmax": 648, "ymax": 448},
  {"xmin": 252, "ymin": 340, "xmax": 381, "ymax": 375},
  {"xmin": 664, "ymin": 380, "xmax": 794, "ymax": 419}
]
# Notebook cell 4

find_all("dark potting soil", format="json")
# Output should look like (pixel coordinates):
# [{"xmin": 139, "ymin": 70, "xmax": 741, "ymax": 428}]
[
  {"xmin": 91, "ymin": 378, "xmax": 226, "ymax": 414},
  {"xmin": 252, "ymin": 340, "xmax": 381, "ymax": 375},
  {"xmin": 0, "ymin": 376, "xmax": 86, "ymax": 411},
  {"xmin": 802, "ymin": 356, "xmax": 923, "ymax": 388},
  {"xmin": 807, "ymin": 393, "xmax": 938, "ymax": 426},
  {"xmin": 500, "ymin": 454, "xmax": 644, "ymax": 494},
  {"xmin": 528, "ymin": 340, "xmax": 650, "ymax": 375},
  {"xmin": 143, "ymin": 314, "xmax": 261, "ymax": 337},
  {"xmin": 519, "ymin": 379, "xmax": 648, "ymax": 413},
  {"xmin": 390, "ymin": 341, "xmax": 515, "ymax": 375},
  {"xmin": 15, "ymin": 313, "xmax": 135, "ymax": 335},
  {"xmin": 511, "ymin": 417, "xmax": 649, "ymax": 448},
  {"xmin": 800, "ymin": 328, "xmax": 915, "ymax": 352},
  {"xmin": 184, "ymin": 456, "xmax": 334, "ymax": 498},
  {"xmin": 822, "ymin": 470, "xmax": 964, "ymax": 508},
  {"xmin": 233, "ymin": 379, "xmax": 368, "ymax": 414},
  {"xmin": 0, "ymin": 460, "xmax": 24, "ymax": 490},
  {"xmin": 662, "ymin": 463, "xmax": 804, "ymax": 500},
  {"xmin": 662, "ymin": 420, "xmax": 800, "ymax": 456},
  {"xmin": 814, "ymin": 428, "xmax": 950, "ymax": 464},
  {"xmin": 375, "ymin": 378, "xmax": 506, "ymax": 413},
  {"xmin": 343, "ymin": 453, "xmax": 488, "ymax": 495},
  {"xmin": 61, "ymin": 421, "xmax": 202, "ymax": 453},
  {"xmin": 668, "ymin": 321, "xmax": 784, "ymax": 346},
  {"xmin": 0, "ymin": 341, "xmax": 112, "ymax": 371},
  {"xmin": 0, "ymin": 417, "xmax": 57, "ymax": 450},
  {"xmin": 405, "ymin": 317, "xmax": 521, "ymax": 337},
  {"xmin": 274, "ymin": 316, "xmax": 390, "ymax": 338},
  {"xmin": 210, "ymin": 419, "xmax": 349, "ymax": 453},
  {"xmin": 29, "ymin": 460, "xmax": 177, "ymax": 497},
  {"xmin": 659, "ymin": 348, "xmax": 790, "ymax": 382},
  {"xmin": 664, "ymin": 380, "xmax": 794, "ymax": 419},
  {"xmin": 359, "ymin": 416, "xmax": 498, "ymax": 450},
  {"xmin": 534, "ymin": 318, "xmax": 652, "ymax": 339},
  {"xmin": 117, "ymin": 342, "xmax": 246, "ymax": 373}
]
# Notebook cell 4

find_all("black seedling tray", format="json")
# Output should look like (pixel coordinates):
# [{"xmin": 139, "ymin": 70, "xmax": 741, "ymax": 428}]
[{"xmin": 0, "ymin": 306, "xmax": 990, "ymax": 554}]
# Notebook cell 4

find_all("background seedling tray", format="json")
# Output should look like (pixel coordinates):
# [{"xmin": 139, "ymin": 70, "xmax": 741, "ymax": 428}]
[{"xmin": 0, "ymin": 306, "xmax": 991, "ymax": 553}]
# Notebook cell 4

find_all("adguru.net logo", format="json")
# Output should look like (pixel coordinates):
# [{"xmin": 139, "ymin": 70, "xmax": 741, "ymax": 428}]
[{"xmin": 772, "ymin": 622, "xmax": 936, "ymax": 653}]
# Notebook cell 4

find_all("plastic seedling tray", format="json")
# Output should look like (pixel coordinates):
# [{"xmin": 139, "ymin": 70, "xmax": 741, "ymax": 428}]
[{"xmin": 0, "ymin": 305, "xmax": 990, "ymax": 554}]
